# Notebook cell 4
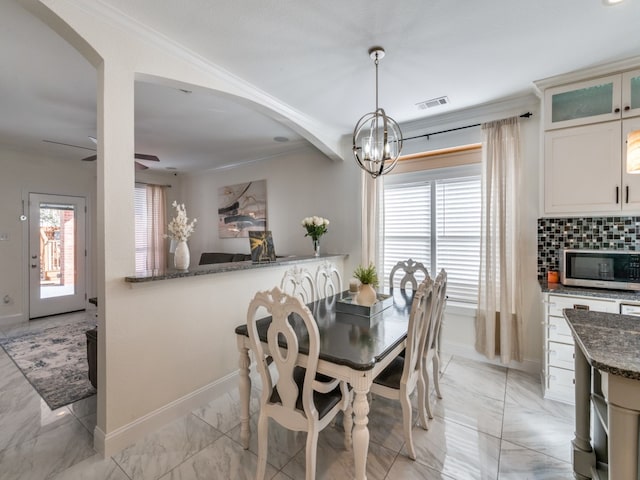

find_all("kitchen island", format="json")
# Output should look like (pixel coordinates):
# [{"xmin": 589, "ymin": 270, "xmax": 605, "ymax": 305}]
[{"xmin": 564, "ymin": 308, "xmax": 640, "ymax": 480}]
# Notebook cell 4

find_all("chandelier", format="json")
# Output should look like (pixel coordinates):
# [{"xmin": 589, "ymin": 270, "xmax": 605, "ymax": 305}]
[{"xmin": 352, "ymin": 47, "xmax": 403, "ymax": 178}]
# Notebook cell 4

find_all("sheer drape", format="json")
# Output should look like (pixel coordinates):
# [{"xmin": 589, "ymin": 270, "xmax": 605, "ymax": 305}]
[
  {"xmin": 145, "ymin": 184, "xmax": 167, "ymax": 272},
  {"xmin": 361, "ymin": 171, "xmax": 382, "ymax": 267},
  {"xmin": 475, "ymin": 117, "xmax": 523, "ymax": 363}
]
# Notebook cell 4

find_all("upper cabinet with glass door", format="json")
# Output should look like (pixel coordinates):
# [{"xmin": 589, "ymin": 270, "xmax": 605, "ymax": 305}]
[{"xmin": 544, "ymin": 69, "xmax": 640, "ymax": 130}]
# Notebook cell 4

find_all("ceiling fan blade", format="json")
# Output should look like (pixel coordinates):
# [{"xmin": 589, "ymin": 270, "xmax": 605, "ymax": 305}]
[
  {"xmin": 134, "ymin": 153, "xmax": 160, "ymax": 162},
  {"xmin": 43, "ymin": 139, "xmax": 96, "ymax": 152},
  {"xmin": 82, "ymin": 154, "xmax": 97, "ymax": 162},
  {"xmin": 135, "ymin": 161, "xmax": 149, "ymax": 170}
]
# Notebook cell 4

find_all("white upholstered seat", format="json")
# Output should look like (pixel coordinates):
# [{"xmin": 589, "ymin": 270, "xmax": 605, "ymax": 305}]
[
  {"xmin": 246, "ymin": 287, "xmax": 352, "ymax": 480},
  {"xmin": 370, "ymin": 278, "xmax": 434, "ymax": 460}
]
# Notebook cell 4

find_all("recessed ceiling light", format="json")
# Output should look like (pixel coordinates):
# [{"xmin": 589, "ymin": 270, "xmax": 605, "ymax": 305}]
[
  {"xmin": 273, "ymin": 136, "xmax": 289, "ymax": 142},
  {"xmin": 602, "ymin": 0, "xmax": 624, "ymax": 5},
  {"xmin": 165, "ymin": 167, "xmax": 177, "ymax": 170}
]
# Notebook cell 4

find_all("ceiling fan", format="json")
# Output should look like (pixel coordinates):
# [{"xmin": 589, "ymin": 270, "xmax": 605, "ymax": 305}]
[{"xmin": 43, "ymin": 136, "xmax": 160, "ymax": 170}]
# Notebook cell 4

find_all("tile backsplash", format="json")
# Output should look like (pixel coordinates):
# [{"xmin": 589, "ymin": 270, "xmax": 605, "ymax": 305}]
[{"xmin": 537, "ymin": 216, "xmax": 640, "ymax": 279}]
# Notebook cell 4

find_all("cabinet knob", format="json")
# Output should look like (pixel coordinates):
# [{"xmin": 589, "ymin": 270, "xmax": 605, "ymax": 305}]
[
  {"xmin": 614, "ymin": 107, "xmax": 621, "ymax": 113},
  {"xmin": 624, "ymin": 106, "xmax": 631, "ymax": 111}
]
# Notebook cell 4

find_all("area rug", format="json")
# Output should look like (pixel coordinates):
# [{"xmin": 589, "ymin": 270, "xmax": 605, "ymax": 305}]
[{"xmin": 0, "ymin": 321, "xmax": 96, "ymax": 410}]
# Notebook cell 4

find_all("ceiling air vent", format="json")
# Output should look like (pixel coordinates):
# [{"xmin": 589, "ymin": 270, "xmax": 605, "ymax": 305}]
[{"xmin": 415, "ymin": 96, "xmax": 449, "ymax": 110}]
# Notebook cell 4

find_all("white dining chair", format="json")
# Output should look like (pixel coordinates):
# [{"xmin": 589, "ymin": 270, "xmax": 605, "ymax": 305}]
[
  {"xmin": 370, "ymin": 278, "xmax": 434, "ymax": 460},
  {"xmin": 280, "ymin": 266, "xmax": 316, "ymax": 304},
  {"xmin": 389, "ymin": 258, "xmax": 429, "ymax": 290},
  {"xmin": 246, "ymin": 287, "xmax": 353, "ymax": 480},
  {"xmin": 423, "ymin": 269, "xmax": 447, "ymax": 420},
  {"xmin": 315, "ymin": 261, "xmax": 342, "ymax": 299}
]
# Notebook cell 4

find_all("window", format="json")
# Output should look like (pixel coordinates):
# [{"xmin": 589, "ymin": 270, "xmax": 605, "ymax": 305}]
[
  {"xmin": 381, "ymin": 150, "xmax": 481, "ymax": 304},
  {"xmin": 134, "ymin": 184, "xmax": 167, "ymax": 273}
]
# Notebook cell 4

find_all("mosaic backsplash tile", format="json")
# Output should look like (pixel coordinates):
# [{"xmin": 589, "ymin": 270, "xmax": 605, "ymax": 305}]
[{"xmin": 537, "ymin": 216, "xmax": 640, "ymax": 279}]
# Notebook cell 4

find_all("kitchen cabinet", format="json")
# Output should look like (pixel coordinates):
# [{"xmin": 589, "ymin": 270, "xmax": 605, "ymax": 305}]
[
  {"xmin": 542, "ymin": 293, "xmax": 617, "ymax": 405},
  {"xmin": 544, "ymin": 115, "xmax": 640, "ymax": 215},
  {"xmin": 544, "ymin": 68, "xmax": 640, "ymax": 130}
]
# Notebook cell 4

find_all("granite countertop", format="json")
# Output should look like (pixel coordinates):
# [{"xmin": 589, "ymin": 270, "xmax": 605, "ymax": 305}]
[
  {"xmin": 564, "ymin": 309, "xmax": 640, "ymax": 381},
  {"xmin": 539, "ymin": 280, "xmax": 640, "ymax": 301},
  {"xmin": 125, "ymin": 254, "xmax": 347, "ymax": 283}
]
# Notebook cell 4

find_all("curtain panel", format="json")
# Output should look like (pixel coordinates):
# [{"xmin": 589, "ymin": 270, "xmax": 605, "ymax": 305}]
[
  {"xmin": 145, "ymin": 184, "xmax": 167, "ymax": 272},
  {"xmin": 475, "ymin": 116, "xmax": 524, "ymax": 364}
]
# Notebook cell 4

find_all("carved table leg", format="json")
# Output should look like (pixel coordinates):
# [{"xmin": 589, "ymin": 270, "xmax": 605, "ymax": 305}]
[
  {"xmin": 238, "ymin": 345, "xmax": 252, "ymax": 450},
  {"xmin": 352, "ymin": 382, "xmax": 370, "ymax": 480}
]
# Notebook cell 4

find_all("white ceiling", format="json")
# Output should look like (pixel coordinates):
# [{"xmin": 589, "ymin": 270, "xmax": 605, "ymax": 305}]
[{"xmin": 2, "ymin": 0, "xmax": 640, "ymax": 172}]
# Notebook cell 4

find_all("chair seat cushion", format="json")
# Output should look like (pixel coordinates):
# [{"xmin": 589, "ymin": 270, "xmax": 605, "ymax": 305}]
[
  {"xmin": 373, "ymin": 356, "xmax": 405, "ymax": 389},
  {"xmin": 269, "ymin": 367, "xmax": 343, "ymax": 420}
]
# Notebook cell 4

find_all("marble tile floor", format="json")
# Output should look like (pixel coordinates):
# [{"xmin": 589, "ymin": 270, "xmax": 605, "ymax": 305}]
[{"xmin": 0, "ymin": 313, "xmax": 575, "ymax": 479}]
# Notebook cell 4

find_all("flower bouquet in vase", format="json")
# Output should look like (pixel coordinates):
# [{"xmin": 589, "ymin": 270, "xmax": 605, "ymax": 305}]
[
  {"xmin": 301, "ymin": 216, "xmax": 329, "ymax": 257},
  {"xmin": 166, "ymin": 201, "xmax": 197, "ymax": 271}
]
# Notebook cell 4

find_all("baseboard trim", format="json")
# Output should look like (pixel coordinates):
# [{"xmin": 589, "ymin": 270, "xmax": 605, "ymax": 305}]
[
  {"xmin": 0, "ymin": 313, "xmax": 26, "ymax": 328},
  {"xmin": 95, "ymin": 370, "xmax": 239, "ymax": 458},
  {"xmin": 442, "ymin": 341, "xmax": 541, "ymax": 375}
]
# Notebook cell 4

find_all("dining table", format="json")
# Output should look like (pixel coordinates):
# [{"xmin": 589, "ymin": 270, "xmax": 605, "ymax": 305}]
[{"xmin": 234, "ymin": 288, "xmax": 414, "ymax": 480}]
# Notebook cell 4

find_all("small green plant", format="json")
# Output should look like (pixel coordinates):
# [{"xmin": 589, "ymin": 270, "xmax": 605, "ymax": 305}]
[{"xmin": 353, "ymin": 263, "xmax": 379, "ymax": 287}]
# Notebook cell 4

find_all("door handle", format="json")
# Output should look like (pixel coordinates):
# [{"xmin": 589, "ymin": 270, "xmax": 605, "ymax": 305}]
[
  {"xmin": 31, "ymin": 264, "xmax": 37, "ymax": 268},
  {"xmin": 626, "ymin": 185, "xmax": 630, "ymax": 204},
  {"xmin": 616, "ymin": 186, "xmax": 620, "ymax": 204}
]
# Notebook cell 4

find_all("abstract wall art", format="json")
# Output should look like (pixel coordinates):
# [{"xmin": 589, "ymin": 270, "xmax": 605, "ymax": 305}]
[{"xmin": 218, "ymin": 180, "xmax": 267, "ymax": 238}]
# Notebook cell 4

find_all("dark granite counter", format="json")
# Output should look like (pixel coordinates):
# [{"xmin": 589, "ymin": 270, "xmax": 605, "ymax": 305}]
[
  {"xmin": 539, "ymin": 280, "xmax": 640, "ymax": 301},
  {"xmin": 125, "ymin": 254, "xmax": 347, "ymax": 283},
  {"xmin": 564, "ymin": 309, "xmax": 640, "ymax": 381}
]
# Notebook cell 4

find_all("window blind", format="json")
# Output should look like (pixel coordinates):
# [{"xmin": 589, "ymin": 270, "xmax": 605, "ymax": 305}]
[
  {"xmin": 382, "ymin": 164, "xmax": 481, "ymax": 304},
  {"xmin": 134, "ymin": 185, "xmax": 148, "ymax": 272}
]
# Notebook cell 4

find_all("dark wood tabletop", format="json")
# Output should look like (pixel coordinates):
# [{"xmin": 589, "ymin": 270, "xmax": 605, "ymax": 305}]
[{"xmin": 235, "ymin": 289, "xmax": 414, "ymax": 371}]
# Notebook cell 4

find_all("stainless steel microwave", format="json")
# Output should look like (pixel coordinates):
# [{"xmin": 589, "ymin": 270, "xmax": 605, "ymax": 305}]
[{"xmin": 560, "ymin": 249, "xmax": 640, "ymax": 291}]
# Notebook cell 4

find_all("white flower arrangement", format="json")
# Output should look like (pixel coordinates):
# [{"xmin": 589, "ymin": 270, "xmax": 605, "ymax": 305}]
[
  {"xmin": 301, "ymin": 216, "xmax": 329, "ymax": 241},
  {"xmin": 166, "ymin": 201, "xmax": 197, "ymax": 242}
]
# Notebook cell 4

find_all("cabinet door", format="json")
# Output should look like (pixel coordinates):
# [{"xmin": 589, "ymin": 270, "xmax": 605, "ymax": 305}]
[
  {"xmin": 622, "ymin": 117, "xmax": 640, "ymax": 211},
  {"xmin": 622, "ymin": 68, "xmax": 640, "ymax": 119},
  {"xmin": 545, "ymin": 75, "xmax": 621, "ymax": 130},
  {"xmin": 544, "ymin": 122, "xmax": 622, "ymax": 214}
]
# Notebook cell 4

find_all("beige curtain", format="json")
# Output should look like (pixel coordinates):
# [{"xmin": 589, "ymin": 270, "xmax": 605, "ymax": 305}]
[
  {"xmin": 475, "ymin": 116, "xmax": 523, "ymax": 364},
  {"xmin": 145, "ymin": 184, "xmax": 167, "ymax": 272},
  {"xmin": 361, "ymin": 171, "xmax": 380, "ymax": 267}
]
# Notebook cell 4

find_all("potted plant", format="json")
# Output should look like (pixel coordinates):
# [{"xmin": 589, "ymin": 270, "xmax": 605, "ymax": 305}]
[{"xmin": 353, "ymin": 263, "xmax": 379, "ymax": 306}]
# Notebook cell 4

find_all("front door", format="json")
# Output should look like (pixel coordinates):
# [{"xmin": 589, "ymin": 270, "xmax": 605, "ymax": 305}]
[{"xmin": 29, "ymin": 193, "xmax": 86, "ymax": 319}]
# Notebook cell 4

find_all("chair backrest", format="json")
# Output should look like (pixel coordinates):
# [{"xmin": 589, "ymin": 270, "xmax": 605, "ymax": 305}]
[
  {"xmin": 280, "ymin": 266, "xmax": 315, "ymax": 304},
  {"xmin": 427, "ymin": 269, "xmax": 447, "ymax": 350},
  {"xmin": 246, "ymin": 287, "xmax": 321, "ymax": 424},
  {"xmin": 401, "ymin": 278, "xmax": 434, "ymax": 382},
  {"xmin": 389, "ymin": 259, "xmax": 429, "ymax": 290},
  {"xmin": 315, "ymin": 261, "xmax": 342, "ymax": 299}
]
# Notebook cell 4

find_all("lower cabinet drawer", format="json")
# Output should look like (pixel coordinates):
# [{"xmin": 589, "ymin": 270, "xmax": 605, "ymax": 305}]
[
  {"xmin": 548, "ymin": 294, "xmax": 616, "ymax": 317},
  {"xmin": 546, "ymin": 366, "xmax": 575, "ymax": 405},
  {"xmin": 548, "ymin": 341, "xmax": 575, "ymax": 370},
  {"xmin": 548, "ymin": 315, "xmax": 574, "ymax": 344}
]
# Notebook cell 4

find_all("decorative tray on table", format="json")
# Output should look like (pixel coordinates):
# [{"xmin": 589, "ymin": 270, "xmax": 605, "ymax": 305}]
[{"xmin": 336, "ymin": 292, "xmax": 393, "ymax": 318}]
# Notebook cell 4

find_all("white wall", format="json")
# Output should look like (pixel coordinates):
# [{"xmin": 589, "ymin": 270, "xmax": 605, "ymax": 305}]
[
  {"xmin": 0, "ymin": 147, "xmax": 97, "ymax": 325},
  {"xmin": 183, "ymin": 146, "xmax": 361, "ymax": 272}
]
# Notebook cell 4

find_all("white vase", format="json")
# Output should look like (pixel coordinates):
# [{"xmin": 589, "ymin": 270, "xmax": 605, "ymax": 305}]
[
  {"xmin": 356, "ymin": 283, "xmax": 377, "ymax": 306},
  {"xmin": 174, "ymin": 240, "xmax": 190, "ymax": 271}
]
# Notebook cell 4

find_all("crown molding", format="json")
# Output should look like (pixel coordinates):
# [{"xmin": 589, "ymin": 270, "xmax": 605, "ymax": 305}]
[
  {"xmin": 534, "ymin": 55, "xmax": 640, "ymax": 91},
  {"xmin": 43, "ymin": 0, "xmax": 343, "ymax": 161}
]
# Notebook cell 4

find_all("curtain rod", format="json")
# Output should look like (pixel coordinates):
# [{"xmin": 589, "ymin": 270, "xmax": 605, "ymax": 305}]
[
  {"xmin": 135, "ymin": 181, "xmax": 172, "ymax": 188},
  {"xmin": 403, "ymin": 112, "xmax": 533, "ymax": 142}
]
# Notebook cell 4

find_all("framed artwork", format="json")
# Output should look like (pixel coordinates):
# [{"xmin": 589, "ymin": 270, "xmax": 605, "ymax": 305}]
[
  {"xmin": 249, "ymin": 231, "xmax": 276, "ymax": 263},
  {"xmin": 218, "ymin": 180, "xmax": 267, "ymax": 238}
]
